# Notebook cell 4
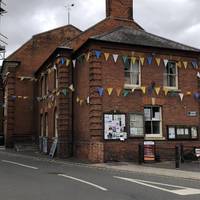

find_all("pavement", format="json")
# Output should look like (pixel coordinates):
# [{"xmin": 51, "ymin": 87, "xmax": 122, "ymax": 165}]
[{"xmin": 0, "ymin": 147, "xmax": 200, "ymax": 181}]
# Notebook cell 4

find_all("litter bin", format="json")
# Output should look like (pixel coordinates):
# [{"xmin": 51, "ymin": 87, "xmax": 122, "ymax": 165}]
[{"xmin": 0, "ymin": 135, "xmax": 4, "ymax": 146}]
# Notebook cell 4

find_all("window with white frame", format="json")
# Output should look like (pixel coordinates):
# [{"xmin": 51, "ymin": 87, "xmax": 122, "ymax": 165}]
[
  {"xmin": 144, "ymin": 106, "xmax": 162, "ymax": 137},
  {"xmin": 129, "ymin": 114, "xmax": 144, "ymax": 137},
  {"xmin": 164, "ymin": 61, "xmax": 178, "ymax": 88},
  {"xmin": 124, "ymin": 59, "xmax": 141, "ymax": 87}
]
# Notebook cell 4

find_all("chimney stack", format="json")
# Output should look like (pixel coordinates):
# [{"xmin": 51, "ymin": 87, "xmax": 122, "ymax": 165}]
[{"xmin": 106, "ymin": 0, "xmax": 133, "ymax": 20}]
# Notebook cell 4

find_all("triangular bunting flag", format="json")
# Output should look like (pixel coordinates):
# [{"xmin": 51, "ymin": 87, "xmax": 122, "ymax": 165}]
[
  {"xmin": 56, "ymin": 58, "xmax": 60, "ymax": 65},
  {"xmin": 95, "ymin": 50, "xmax": 102, "ymax": 59},
  {"xmin": 179, "ymin": 93, "xmax": 184, "ymax": 101},
  {"xmin": 186, "ymin": 91, "xmax": 192, "ymax": 96},
  {"xmin": 107, "ymin": 88, "xmax": 113, "ymax": 96},
  {"xmin": 131, "ymin": 88, "xmax": 136, "ymax": 93},
  {"xmin": 61, "ymin": 58, "xmax": 65, "ymax": 65},
  {"xmin": 116, "ymin": 88, "xmax": 122, "ymax": 97},
  {"xmin": 183, "ymin": 61, "xmax": 188, "ymax": 69},
  {"xmin": 164, "ymin": 59, "xmax": 168, "ymax": 67},
  {"xmin": 80, "ymin": 99, "xmax": 84, "ymax": 106},
  {"xmin": 86, "ymin": 52, "xmax": 91, "ymax": 62},
  {"xmin": 66, "ymin": 59, "xmax": 70, "ymax": 66},
  {"xmin": 97, "ymin": 87, "xmax": 104, "ymax": 96},
  {"xmin": 176, "ymin": 61, "xmax": 182, "ymax": 68},
  {"xmin": 62, "ymin": 88, "xmax": 68, "ymax": 96},
  {"xmin": 86, "ymin": 96, "xmax": 90, "ymax": 104},
  {"xmin": 141, "ymin": 87, "xmax": 146, "ymax": 94},
  {"xmin": 163, "ymin": 88, "xmax": 169, "ymax": 96},
  {"xmin": 113, "ymin": 54, "xmax": 119, "ymax": 63},
  {"xmin": 140, "ymin": 57, "xmax": 145, "ymax": 66},
  {"xmin": 147, "ymin": 56, "xmax": 153, "ymax": 65},
  {"xmin": 122, "ymin": 56, "xmax": 128, "ymax": 64},
  {"xmin": 72, "ymin": 60, "xmax": 76, "ymax": 68},
  {"xmin": 123, "ymin": 90, "xmax": 129, "ymax": 97},
  {"xmin": 53, "ymin": 65, "xmax": 57, "ymax": 70},
  {"xmin": 192, "ymin": 61, "xmax": 198, "ymax": 69},
  {"xmin": 131, "ymin": 57, "xmax": 136, "ymax": 65},
  {"xmin": 197, "ymin": 72, "xmax": 200, "ymax": 78},
  {"xmin": 69, "ymin": 84, "xmax": 75, "ymax": 92},
  {"xmin": 76, "ymin": 97, "xmax": 80, "ymax": 103},
  {"xmin": 155, "ymin": 58, "xmax": 161, "ymax": 66},
  {"xmin": 155, "ymin": 87, "xmax": 161, "ymax": 95},
  {"xmin": 104, "ymin": 53, "xmax": 110, "ymax": 61}
]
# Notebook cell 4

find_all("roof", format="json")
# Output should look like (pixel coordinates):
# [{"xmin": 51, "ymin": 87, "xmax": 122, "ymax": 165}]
[{"xmin": 91, "ymin": 26, "xmax": 200, "ymax": 52}]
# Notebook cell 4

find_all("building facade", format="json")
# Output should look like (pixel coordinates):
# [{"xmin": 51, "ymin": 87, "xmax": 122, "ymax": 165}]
[{"xmin": 2, "ymin": 0, "xmax": 200, "ymax": 162}]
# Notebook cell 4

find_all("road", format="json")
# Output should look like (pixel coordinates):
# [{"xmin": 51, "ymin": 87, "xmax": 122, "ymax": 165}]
[{"xmin": 0, "ymin": 152, "xmax": 200, "ymax": 200}]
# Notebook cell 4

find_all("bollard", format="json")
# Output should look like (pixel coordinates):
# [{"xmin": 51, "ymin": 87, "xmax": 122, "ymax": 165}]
[
  {"xmin": 175, "ymin": 145, "xmax": 180, "ymax": 168},
  {"xmin": 138, "ymin": 144, "xmax": 143, "ymax": 165}
]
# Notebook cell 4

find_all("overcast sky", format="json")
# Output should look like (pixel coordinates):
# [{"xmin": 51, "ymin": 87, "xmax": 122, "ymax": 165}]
[{"xmin": 2, "ymin": 0, "xmax": 200, "ymax": 57}]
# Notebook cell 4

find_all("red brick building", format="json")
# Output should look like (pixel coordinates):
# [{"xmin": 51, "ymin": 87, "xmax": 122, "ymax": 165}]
[{"xmin": 2, "ymin": 0, "xmax": 200, "ymax": 162}]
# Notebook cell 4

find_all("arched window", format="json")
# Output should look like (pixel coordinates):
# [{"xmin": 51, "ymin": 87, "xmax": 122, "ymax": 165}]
[{"xmin": 54, "ymin": 108, "xmax": 58, "ymax": 138}]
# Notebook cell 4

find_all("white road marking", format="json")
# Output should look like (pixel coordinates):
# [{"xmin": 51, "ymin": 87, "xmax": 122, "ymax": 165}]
[
  {"xmin": 114, "ymin": 176, "xmax": 200, "ymax": 196},
  {"xmin": 58, "ymin": 174, "xmax": 108, "ymax": 191},
  {"xmin": 1, "ymin": 160, "xmax": 39, "ymax": 170}
]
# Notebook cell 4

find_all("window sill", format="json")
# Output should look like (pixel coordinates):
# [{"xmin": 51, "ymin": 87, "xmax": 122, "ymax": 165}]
[
  {"xmin": 145, "ymin": 136, "xmax": 166, "ymax": 141},
  {"xmin": 124, "ymin": 84, "xmax": 141, "ymax": 90},
  {"xmin": 163, "ymin": 87, "xmax": 180, "ymax": 92}
]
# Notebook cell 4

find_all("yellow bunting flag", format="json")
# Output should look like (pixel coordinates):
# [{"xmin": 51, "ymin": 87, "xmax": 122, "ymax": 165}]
[
  {"xmin": 56, "ymin": 58, "xmax": 60, "ymax": 65},
  {"xmin": 155, "ymin": 87, "xmax": 161, "ymax": 95},
  {"xmin": 76, "ymin": 97, "xmax": 80, "ymax": 103},
  {"xmin": 56, "ymin": 91, "xmax": 60, "ymax": 96},
  {"xmin": 23, "ymin": 96, "xmax": 28, "ymax": 99},
  {"xmin": 140, "ymin": 57, "xmax": 145, "ymax": 66},
  {"xmin": 104, "ymin": 53, "xmax": 110, "ymax": 61},
  {"xmin": 107, "ymin": 88, "xmax": 113, "ymax": 96},
  {"xmin": 18, "ymin": 96, "xmax": 22, "ymax": 99},
  {"xmin": 186, "ymin": 91, "xmax": 192, "ymax": 96},
  {"xmin": 183, "ymin": 61, "xmax": 188, "ymax": 69},
  {"xmin": 176, "ymin": 61, "xmax": 182, "ymax": 68},
  {"xmin": 66, "ymin": 59, "xmax": 70, "ymax": 66},
  {"xmin": 141, "ymin": 86, "xmax": 146, "ymax": 94},
  {"xmin": 163, "ymin": 88, "xmax": 169, "ymax": 96},
  {"xmin": 86, "ymin": 52, "xmax": 91, "ymax": 62},
  {"xmin": 131, "ymin": 56, "xmax": 136, "ymax": 65},
  {"xmin": 116, "ymin": 88, "xmax": 122, "ymax": 97},
  {"xmin": 155, "ymin": 58, "xmax": 161, "ymax": 66},
  {"xmin": 69, "ymin": 84, "xmax": 75, "ymax": 92},
  {"xmin": 80, "ymin": 99, "xmax": 84, "ymax": 106}
]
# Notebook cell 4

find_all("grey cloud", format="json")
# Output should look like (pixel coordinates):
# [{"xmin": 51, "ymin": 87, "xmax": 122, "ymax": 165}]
[{"xmin": 2, "ymin": 0, "xmax": 200, "ymax": 57}]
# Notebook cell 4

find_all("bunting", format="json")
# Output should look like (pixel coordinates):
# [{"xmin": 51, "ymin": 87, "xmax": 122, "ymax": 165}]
[
  {"xmin": 139, "ymin": 57, "xmax": 145, "ymax": 66},
  {"xmin": 69, "ymin": 84, "xmax": 75, "ymax": 92},
  {"xmin": 61, "ymin": 58, "xmax": 65, "ymax": 65},
  {"xmin": 104, "ymin": 53, "xmax": 110, "ymax": 61},
  {"xmin": 141, "ymin": 86, "xmax": 146, "ymax": 94},
  {"xmin": 163, "ymin": 88, "xmax": 169, "ymax": 96},
  {"xmin": 155, "ymin": 58, "xmax": 161, "ymax": 66},
  {"xmin": 86, "ymin": 96, "xmax": 90, "ymax": 104},
  {"xmin": 113, "ymin": 54, "xmax": 119, "ymax": 63},
  {"xmin": 131, "ymin": 56, "xmax": 136, "ymax": 65},
  {"xmin": 62, "ymin": 88, "xmax": 68, "ymax": 96},
  {"xmin": 95, "ymin": 50, "xmax": 102, "ymax": 59},
  {"xmin": 164, "ymin": 59, "xmax": 168, "ymax": 67},
  {"xmin": 76, "ymin": 97, "xmax": 80, "ymax": 103},
  {"xmin": 116, "ymin": 88, "xmax": 122, "ymax": 96},
  {"xmin": 80, "ymin": 99, "xmax": 84, "ymax": 106},
  {"xmin": 176, "ymin": 61, "xmax": 182, "ymax": 68},
  {"xmin": 147, "ymin": 55, "xmax": 153, "ymax": 65},
  {"xmin": 86, "ymin": 52, "xmax": 91, "ymax": 62},
  {"xmin": 107, "ymin": 88, "xmax": 113, "ymax": 96},
  {"xmin": 186, "ymin": 91, "xmax": 192, "ymax": 96},
  {"xmin": 192, "ymin": 61, "xmax": 198, "ymax": 69},
  {"xmin": 97, "ymin": 87, "xmax": 104, "ymax": 96},
  {"xmin": 183, "ymin": 61, "xmax": 188, "ymax": 69},
  {"xmin": 123, "ymin": 90, "xmax": 129, "ymax": 97},
  {"xmin": 179, "ymin": 93, "xmax": 184, "ymax": 101},
  {"xmin": 122, "ymin": 56, "xmax": 128, "ymax": 64},
  {"xmin": 155, "ymin": 87, "xmax": 161, "ymax": 95},
  {"xmin": 197, "ymin": 72, "xmax": 200, "ymax": 79},
  {"xmin": 66, "ymin": 59, "xmax": 71, "ymax": 66},
  {"xmin": 72, "ymin": 60, "xmax": 76, "ymax": 68}
]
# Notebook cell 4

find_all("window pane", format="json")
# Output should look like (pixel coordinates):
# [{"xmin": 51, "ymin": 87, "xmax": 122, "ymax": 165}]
[
  {"xmin": 145, "ymin": 121, "xmax": 152, "ymax": 134},
  {"xmin": 152, "ymin": 121, "xmax": 160, "ymax": 134},
  {"xmin": 130, "ymin": 114, "xmax": 144, "ymax": 137},
  {"xmin": 164, "ymin": 61, "xmax": 177, "ymax": 87}
]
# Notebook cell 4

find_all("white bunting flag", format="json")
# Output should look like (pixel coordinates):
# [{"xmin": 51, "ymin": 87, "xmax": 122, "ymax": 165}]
[
  {"xmin": 72, "ymin": 60, "xmax": 76, "ymax": 68},
  {"xmin": 164, "ymin": 59, "xmax": 168, "ymax": 67},
  {"xmin": 113, "ymin": 54, "xmax": 119, "ymax": 63},
  {"xmin": 179, "ymin": 93, "xmax": 184, "ymax": 101}
]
